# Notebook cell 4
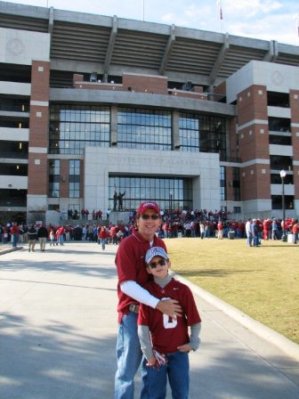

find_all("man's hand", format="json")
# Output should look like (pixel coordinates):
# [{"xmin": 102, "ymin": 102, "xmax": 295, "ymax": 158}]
[{"xmin": 156, "ymin": 299, "xmax": 182, "ymax": 317}]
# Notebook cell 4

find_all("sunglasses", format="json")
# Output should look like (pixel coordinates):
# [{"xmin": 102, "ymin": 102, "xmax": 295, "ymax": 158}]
[
  {"xmin": 148, "ymin": 259, "xmax": 167, "ymax": 269},
  {"xmin": 140, "ymin": 214, "xmax": 160, "ymax": 220}
]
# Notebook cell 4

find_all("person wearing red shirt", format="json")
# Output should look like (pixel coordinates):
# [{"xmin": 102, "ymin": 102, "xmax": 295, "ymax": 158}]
[
  {"xmin": 138, "ymin": 246, "xmax": 201, "ymax": 399},
  {"xmin": 98, "ymin": 225, "xmax": 109, "ymax": 250},
  {"xmin": 56, "ymin": 225, "xmax": 65, "ymax": 246},
  {"xmin": 10, "ymin": 222, "xmax": 20, "ymax": 248},
  {"xmin": 114, "ymin": 201, "xmax": 182, "ymax": 399},
  {"xmin": 291, "ymin": 220, "xmax": 298, "ymax": 244},
  {"xmin": 217, "ymin": 219, "xmax": 224, "ymax": 239}
]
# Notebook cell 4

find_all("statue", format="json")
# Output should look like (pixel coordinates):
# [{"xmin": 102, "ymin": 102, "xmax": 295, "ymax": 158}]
[
  {"xmin": 113, "ymin": 191, "xmax": 118, "ymax": 211},
  {"xmin": 117, "ymin": 191, "xmax": 126, "ymax": 211}
]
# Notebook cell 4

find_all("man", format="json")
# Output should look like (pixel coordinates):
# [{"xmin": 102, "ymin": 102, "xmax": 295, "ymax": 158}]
[
  {"xmin": 10, "ymin": 222, "xmax": 20, "ymax": 248},
  {"xmin": 245, "ymin": 218, "xmax": 252, "ymax": 247},
  {"xmin": 37, "ymin": 223, "xmax": 48, "ymax": 252},
  {"xmin": 27, "ymin": 224, "xmax": 38, "ymax": 252},
  {"xmin": 114, "ymin": 201, "xmax": 181, "ymax": 399}
]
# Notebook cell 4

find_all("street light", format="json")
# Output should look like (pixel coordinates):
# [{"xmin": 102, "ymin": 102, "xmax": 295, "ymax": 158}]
[
  {"xmin": 169, "ymin": 191, "xmax": 173, "ymax": 216},
  {"xmin": 280, "ymin": 169, "xmax": 287, "ymax": 242}
]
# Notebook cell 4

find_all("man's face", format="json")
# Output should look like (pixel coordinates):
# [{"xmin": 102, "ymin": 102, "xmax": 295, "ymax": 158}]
[{"xmin": 136, "ymin": 209, "xmax": 161, "ymax": 241}]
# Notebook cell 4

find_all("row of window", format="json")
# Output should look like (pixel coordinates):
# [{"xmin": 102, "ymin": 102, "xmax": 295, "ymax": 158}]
[
  {"xmin": 49, "ymin": 105, "xmax": 226, "ymax": 156},
  {"xmin": 109, "ymin": 175, "xmax": 193, "ymax": 211}
]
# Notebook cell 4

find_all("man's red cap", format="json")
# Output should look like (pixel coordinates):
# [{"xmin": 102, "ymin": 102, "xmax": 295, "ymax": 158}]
[{"xmin": 136, "ymin": 201, "xmax": 160, "ymax": 215}]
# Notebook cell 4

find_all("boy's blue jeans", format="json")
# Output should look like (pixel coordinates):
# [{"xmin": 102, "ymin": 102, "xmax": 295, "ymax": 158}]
[
  {"xmin": 114, "ymin": 312, "xmax": 147, "ymax": 399},
  {"xmin": 143, "ymin": 351, "xmax": 189, "ymax": 399}
]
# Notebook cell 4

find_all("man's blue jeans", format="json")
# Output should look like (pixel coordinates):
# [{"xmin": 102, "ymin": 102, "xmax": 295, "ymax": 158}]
[
  {"xmin": 12, "ymin": 234, "xmax": 19, "ymax": 248},
  {"xmin": 143, "ymin": 351, "xmax": 189, "ymax": 399},
  {"xmin": 114, "ymin": 312, "xmax": 147, "ymax": 399},
  {"xmin": 100, "ymin": 238, "xmax": 106, "ymax": 250}
]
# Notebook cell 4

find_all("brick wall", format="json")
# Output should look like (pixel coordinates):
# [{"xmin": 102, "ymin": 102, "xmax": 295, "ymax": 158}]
[{"xmin": 27, "ymin": 61, "xmax": 50, "ymax": 196}]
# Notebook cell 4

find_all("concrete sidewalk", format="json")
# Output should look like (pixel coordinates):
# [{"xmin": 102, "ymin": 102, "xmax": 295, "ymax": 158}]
[
  {"xmin": 0, "ymin": 244, "xmax": 22, "ymax": 255},
  {"xmin": 0, "ymin": 242, "xmax": 299, "ymax": 399}
]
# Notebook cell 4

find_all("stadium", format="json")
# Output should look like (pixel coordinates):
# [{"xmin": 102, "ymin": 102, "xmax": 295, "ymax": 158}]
[{"xmin": 0, "ymin": 1, "xmax": 298, "ymax": 224}]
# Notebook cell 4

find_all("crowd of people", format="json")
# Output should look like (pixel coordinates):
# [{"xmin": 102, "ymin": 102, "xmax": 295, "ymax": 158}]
[{"xmin": 1, "ymin": 209, "xmax": 298, "ymax": 249}]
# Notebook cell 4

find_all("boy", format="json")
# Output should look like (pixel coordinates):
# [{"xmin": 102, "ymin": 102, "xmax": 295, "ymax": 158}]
[{"xmin": 138, "ymin": 246, "xmax": 202, "ymax": 399}]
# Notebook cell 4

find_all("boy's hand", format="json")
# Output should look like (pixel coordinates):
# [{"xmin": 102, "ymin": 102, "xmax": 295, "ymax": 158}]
[
  {"xmin": 146, "ymin": 356, "xmax": 157, "ymax": 367},
  {"xmin": 147, "ymin": 350, "xmax": 168, "ymax": 368},
  {"xmin": 177, "ymin": 343, "xmax": 192, "ymax": 352}
]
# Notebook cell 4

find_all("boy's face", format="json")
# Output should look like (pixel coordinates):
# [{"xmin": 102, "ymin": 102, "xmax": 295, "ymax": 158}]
[{"xmin": 146, "ymin": 256, "xmax": 170, "ymax": 279}]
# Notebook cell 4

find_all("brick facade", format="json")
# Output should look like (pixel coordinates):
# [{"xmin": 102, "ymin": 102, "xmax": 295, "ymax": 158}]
[{"xmin": 27, "ymin": 61, "xmax": 50, "ymax": 196}]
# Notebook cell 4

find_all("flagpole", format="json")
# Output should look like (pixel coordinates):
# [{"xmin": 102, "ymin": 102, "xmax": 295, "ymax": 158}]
[{"xmin": 217, "ymin": 0, "xmax": 224, "ymax": 32}]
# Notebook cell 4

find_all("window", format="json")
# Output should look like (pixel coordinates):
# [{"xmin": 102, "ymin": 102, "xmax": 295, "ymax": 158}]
[
  {"xmin": 69, "ymin": 160, "xmax": 80, "ymax": 198},
  {"xmin": 179, "ymin": 113, "xmax": 226, "ymax": 157},
  {"xmin": 270, "ymin": 155, "xmax": 292, "ymax": 171},
  {"xmin": 267, "ymin": 91, "xmax": 289, "ymax": 108},
  {"xmin": 272, "ymin": 195, "xmax": 294, "ymax": 210},
  {"xmin": 49, "ymin": 160, "xmax": 60, "ymax": 198},
  {"xmin": 109, "ymin": 175, "xmax": 193, "ymax": 211},
  {"xmin": 117, "ymin": 108, "xmax": 172, "ymax": 150},
  {"xmin": 0, "ymin": 141, "xmax": 28, "ymax": 159},
  {"xmin": 268, "ymin": 117, "xmax": 290, "ymax": 132},
  {"xmin": 220, "ymin": 166, "xmax": 226, "ymax": 201},
  {"xmin": 233, "ymin": 207, "xmax": 241, "ymax": 214},
  {"xmin": 232, "ymin": 168, "xmax": 240, "ymax": 201},
  {"xmin": 179, "ymin": 114, "xmax": 199, "ymax": 152},
  {"xmin": 271, "ymin": 173, "xmax": 293, "ymax": 184},
  {"xmin": 269, "ymin": 134, "xmax": 291, "ymax": 145},
  {"xmin": 49, "ymin": 105, "xmax": 110, "ymax": 155}
]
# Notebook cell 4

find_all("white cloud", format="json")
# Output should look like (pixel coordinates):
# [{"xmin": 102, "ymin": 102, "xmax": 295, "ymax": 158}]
[{"xmin": 223, "ymin": 0, "xmax": 282, "ymax": 17}]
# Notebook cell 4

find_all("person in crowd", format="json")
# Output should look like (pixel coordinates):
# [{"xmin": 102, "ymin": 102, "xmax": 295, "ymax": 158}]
[
  {"xmin": 251, "ymin": 219, "xmax": 260, "ymax": 247},
  {"xmin": 114, "ymin": 201, "xmax": 182, "ymax": 399},
  {"xmin": 245, "ymin": 218, "xmax": 252, "ymax": 247},
  {"xmin": 2, "ymin": 224, "xmax": 10, "ymax": 243},
  {"xmin": 37, "ymin": 223, "xmax": 48, "ymax": 252},
  {"xmin": 56, "ymin": 225, "xmax": 65, "ymax": 245},
  {"xmin": 199, "ymin": 221, "xmax": 205, "ymax": 239},
  {"xmin": 27, "ymin": 224, "xmax": 38, "ymax": 252},
  {"xmin": 116, "ymin": 228, "xmax": 124, "ymax": 244},
  {"xmin": 138, "ymin": 246, "xmax": 201, "ymax": 399},
  {"xmin": 291, "ymin": 219, "xmax": 298, "ymax": 244},
  {"xmin": 217, "ymin": 219, "xmax": 224, "ymax": 239},
  {"xmin": 10, "ymin": 222, "xmax": 20, "ymax": 248},
  {"xmin": 98, "ymin": 225, "xmax": 109, "ymax": 250},
  {"xmin": 49, "ymin": 227, "xmax": 56, "ymax": 246},
  {"xmin": 271, "ymin": 218, "xmax": 279, "ymax": 240}
]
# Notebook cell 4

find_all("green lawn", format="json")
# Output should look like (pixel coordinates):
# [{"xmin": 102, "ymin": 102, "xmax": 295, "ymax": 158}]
[{"xmin": 164, "ymin": 237, "xmax": 299, "ymax": 344}]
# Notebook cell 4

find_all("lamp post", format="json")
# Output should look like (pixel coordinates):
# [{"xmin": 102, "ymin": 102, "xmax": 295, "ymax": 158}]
[
  {"xmin": 280, "ymin": 169, "xmax": 287, "ymax": 242},
  {"xmin": 169, "ymin": 191, "xmax": 173, "ymax": 217}
]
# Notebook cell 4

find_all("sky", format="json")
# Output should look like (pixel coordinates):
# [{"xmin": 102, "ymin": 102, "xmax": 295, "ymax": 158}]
[{"xmin": 3, "ymin": 0, "xmax": 299, "ymax": 46}]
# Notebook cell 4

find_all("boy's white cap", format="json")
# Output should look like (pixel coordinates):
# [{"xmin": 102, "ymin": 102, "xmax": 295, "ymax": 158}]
[{"xmin": 145, "ymin": 246, "xmax": 169, "ymax": 264}]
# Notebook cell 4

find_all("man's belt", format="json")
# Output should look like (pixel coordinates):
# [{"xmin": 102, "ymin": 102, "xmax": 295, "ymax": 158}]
[{"xmin": 129, "ymin": 304, "xmax": 139, "ymax": 313}]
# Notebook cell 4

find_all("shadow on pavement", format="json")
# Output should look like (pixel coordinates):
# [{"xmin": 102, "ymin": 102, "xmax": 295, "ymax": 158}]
[{"xmin": 0, "ymin": 312, "xmax": 116, "ymax": 399}]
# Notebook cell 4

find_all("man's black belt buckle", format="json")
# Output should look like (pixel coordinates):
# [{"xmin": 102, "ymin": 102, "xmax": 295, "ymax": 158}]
[{"xmin": 129, "ymin": 304, "xmax": 139, "ymax": 313}]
